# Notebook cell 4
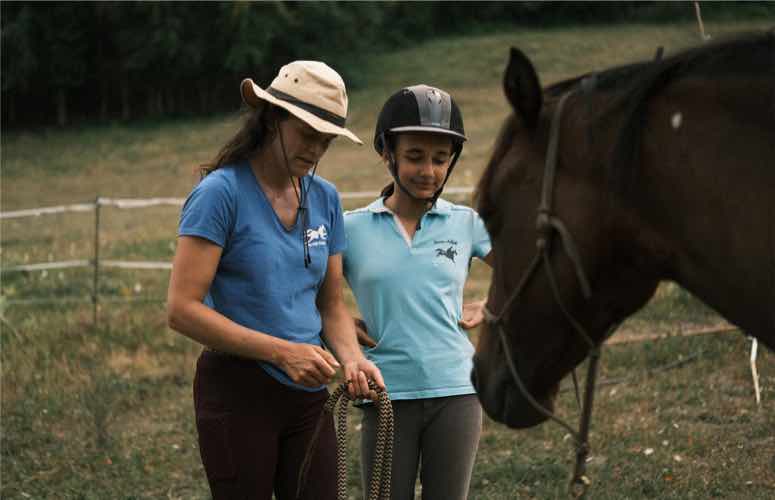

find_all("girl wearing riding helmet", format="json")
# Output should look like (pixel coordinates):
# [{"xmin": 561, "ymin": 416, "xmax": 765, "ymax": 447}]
[
  {"xmin": 343, "ymin": 85, "xmax": 493, "ymax": 499},
  {"xmin": 167, "ymin": 61, "xmax": 384, "ymax": 500}
]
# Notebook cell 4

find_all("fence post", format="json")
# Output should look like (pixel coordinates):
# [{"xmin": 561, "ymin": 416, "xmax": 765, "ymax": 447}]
[
  {"xmin": 693, "ymin": 1, "xmax": 711, "ymax": 42},
  {"xmin": 93, "ymin": 196, "xmax": 101, "ymax": 330}
]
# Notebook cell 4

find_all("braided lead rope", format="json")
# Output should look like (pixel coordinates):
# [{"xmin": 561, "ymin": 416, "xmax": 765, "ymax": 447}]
[
  {"xmin": 334, "ymin": 386, "xmax": 351, "ymax": 500},
  {"xmin": 369, "ymin": 389, "xmax": 393, "ymax": 500},
  {"xmin": 297, "ymin": 380, "xmax": 393, "ymax": 500}
]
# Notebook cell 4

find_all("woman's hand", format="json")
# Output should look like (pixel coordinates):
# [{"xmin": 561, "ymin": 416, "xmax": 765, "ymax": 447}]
[
  {"xmin": 277, "ymin": 341, "xmax": 341, "ymax": 388},
  {"xmin": 342, "ymin": 357, "xmax": 385, "ymax": 401},
  {"xmin": 459, "ymin": 300, "xmax": 487, "ymax": 330}
]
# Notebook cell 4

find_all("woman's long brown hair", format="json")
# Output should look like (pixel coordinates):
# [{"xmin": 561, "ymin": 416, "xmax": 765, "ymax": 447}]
[{"xmin": 200, "ymin": 102, "xmax": 289, "ymax": 177}]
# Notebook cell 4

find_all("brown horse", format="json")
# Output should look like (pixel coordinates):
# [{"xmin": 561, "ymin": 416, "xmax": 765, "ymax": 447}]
[{"xmin": 472, "ymin": 30, "xmax": 775, "ymax": 430}]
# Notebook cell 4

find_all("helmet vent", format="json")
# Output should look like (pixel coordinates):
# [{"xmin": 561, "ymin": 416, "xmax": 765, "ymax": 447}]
[{"xmin": 410, "ymin": 85, "xmax": 451, "ymax": 129}]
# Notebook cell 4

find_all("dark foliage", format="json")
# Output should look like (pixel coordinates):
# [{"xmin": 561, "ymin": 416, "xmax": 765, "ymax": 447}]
[{"xmin": 2, "ymin": 1, "xmax": 772, "ymax": 129}]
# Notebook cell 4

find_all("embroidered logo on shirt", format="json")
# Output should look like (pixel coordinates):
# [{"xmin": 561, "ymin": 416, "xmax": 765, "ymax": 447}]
[
  {"xmin": 306, "ymin": 225, "xmax": 328, "ymax": 247},
  {"xmin": 435, "ymin": 246, "xmax": 458, "ymax": 263}
]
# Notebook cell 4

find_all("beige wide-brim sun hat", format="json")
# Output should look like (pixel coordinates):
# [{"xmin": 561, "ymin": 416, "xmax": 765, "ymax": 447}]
[{"xmin": 241, "ymin": 60, "xmax": 362, "ymax": 145}]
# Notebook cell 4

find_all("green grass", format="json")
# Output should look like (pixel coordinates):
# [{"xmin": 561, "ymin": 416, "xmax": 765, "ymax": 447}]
[{"xmin": 3, "ymin": 19, "xmax": 775, "ymax": 499}]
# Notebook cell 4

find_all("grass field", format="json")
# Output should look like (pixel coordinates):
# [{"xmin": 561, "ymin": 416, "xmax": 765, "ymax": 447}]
[{"xmin": 2, "ymin": 20, "xmax": 774, "ymax": 499}]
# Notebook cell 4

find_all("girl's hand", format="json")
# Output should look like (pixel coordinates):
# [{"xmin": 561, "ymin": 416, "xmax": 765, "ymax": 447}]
[
  {"xmin": 459, "ymin": 300, "xmax": 486, "ymax": 330},
  {"xmin": 354, "ymin": 318, "xmax": 377, "ymax": 348},
  {"xmin": 278, "ymin": 342, "xmax": 340, "ymax": 387}
]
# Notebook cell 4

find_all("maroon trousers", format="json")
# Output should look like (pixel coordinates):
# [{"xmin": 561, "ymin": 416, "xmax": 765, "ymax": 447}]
[{"xmin": 193, "ymin": 350, "xmax": 336, "ymax": 500}]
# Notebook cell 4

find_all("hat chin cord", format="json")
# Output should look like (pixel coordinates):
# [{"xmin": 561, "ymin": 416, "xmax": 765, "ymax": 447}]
[{"xmin": 276, "ymin": 123, "xmax": 317, "ymax": 267}]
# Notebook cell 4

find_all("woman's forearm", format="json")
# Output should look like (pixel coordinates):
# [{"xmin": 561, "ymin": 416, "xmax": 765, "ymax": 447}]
[{"xmin": 167, "ymin": 296, "xmax": 287, "ymax": 364}]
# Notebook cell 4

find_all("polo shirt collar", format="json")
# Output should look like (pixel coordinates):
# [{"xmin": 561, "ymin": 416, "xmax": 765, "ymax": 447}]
[{"xmin": 366, "ymin": 197, "xmax": 452, "ymax": 217}]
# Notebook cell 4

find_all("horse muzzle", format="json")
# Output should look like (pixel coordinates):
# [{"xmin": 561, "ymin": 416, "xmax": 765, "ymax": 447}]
[{"xmin": 472, "ymin": 355, "xmax": 552, "ymax": 429}]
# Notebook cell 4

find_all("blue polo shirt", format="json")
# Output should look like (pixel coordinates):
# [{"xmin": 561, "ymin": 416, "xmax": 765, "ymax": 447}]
[
  {"xmin": 343, "ymin": 197, "xmax": 491, "ymax": 400},
  {"xmin": 178, "ymin": 162, "xmax": 346, "ymax": 391}
]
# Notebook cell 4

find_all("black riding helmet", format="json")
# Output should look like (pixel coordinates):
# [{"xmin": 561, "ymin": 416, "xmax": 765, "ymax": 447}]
[{"xmin": 374, "ymin": 85, "xmax": 466, "ymax": 204}]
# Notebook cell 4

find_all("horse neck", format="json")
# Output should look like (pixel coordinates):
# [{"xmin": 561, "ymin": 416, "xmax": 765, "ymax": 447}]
[
  {"xmin": 609, "ymin": 77, "xmax": 775, "ymax": 341},
  {"xmin": 547, "ymin": 99, "xmax": 664, "ymax": 333}
]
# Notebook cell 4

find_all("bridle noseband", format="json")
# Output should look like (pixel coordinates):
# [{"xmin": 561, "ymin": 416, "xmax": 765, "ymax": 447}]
[{"xmin": 481, "ymin": 76, "xmax": 617, "ymax": 499}]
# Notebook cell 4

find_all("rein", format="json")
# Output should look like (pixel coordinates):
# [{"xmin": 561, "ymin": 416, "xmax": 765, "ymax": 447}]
[
  {"xmin": 482, "ymin": 79, "xmax": 613, "ymax": 499},
  {"xmin": 297, "ymin": 380, "xmax": 394, "ymax": 500}
]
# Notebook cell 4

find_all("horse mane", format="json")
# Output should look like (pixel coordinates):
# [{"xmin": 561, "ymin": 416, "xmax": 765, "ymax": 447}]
[
  {"xmin": 579, "ymin": 29, "xmax": 774, "ymax": 193},
  {"xmin": 477, "ymin": 29, "xmax": 775, "ymax": 207},
  {"xmin": 474, "ymin": 62, "xmax": 653, "ymax": 216}
]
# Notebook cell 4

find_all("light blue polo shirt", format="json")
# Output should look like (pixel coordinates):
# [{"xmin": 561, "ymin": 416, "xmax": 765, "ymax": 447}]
[
  {"xmin": 343, "ymin": 197, "xmax": 491, "ymax": 400},
  {"xmin": 178, "ymin": 162, "xmax": 346, "ymax": 391}
]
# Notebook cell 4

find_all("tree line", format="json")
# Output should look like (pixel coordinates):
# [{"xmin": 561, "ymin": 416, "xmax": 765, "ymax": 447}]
[{"xmin": 2, "ymin": 1, "xmax": 770, "ymax": 129}]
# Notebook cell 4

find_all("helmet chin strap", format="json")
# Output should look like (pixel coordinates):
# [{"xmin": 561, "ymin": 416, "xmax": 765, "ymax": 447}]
[
  {"xmin": 385, "ymin": 150, "xmax": 433, "ymax": 204},
  {"xmin": 428, "ymin": 145, "xmax": 461, "ymax": 207}
]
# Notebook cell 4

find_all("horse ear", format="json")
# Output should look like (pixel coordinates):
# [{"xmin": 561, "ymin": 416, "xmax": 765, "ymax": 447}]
[{"xmin": 504, "ymin": 47, "xmax": 542, "ymax": 130}]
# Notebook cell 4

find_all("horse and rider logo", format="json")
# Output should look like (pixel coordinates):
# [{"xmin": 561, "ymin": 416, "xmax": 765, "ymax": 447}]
[
  {"xmin": 435, "ymin": 246, "xmax": 457, "ymax": 263},
  {"xmin": 306, "ymin": 224, "xmax": 328, "ymax": 247}
]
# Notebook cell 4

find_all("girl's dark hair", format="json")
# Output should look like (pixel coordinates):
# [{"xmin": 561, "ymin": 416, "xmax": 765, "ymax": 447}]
[
  {"xmin": 200, "ymin": 102, "xmax": 289, "ymax": 177},
  {"xmin": 379, "ymin": 134, "xmax": 397, "ymax": 197},
  {"xmin": 380, "ymin": 183, "xmax": 395, "ymax": 197}
]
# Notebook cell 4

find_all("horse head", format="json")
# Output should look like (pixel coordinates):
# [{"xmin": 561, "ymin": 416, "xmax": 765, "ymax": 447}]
[
  {"xmin": 472, "ymin": 48, "xmax": 671, "ymax": 428},
  {"xmin": 473, "ymin": 33, "xmax": 775, "ymax": 429}
]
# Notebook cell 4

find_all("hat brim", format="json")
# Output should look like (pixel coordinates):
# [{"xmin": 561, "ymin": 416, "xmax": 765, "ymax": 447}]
[{"xmin": 241, "ymin": 79, "xmax": 363, "ymax": 145}]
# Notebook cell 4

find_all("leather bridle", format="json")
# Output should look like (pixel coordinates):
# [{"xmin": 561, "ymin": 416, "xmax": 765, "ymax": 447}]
[{"xmin": 481, "ymin": 76, "xmax": 617, "ymax": 498}]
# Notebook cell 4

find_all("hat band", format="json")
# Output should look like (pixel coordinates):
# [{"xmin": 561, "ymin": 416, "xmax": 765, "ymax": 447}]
[{"xmin": 266, "ymin": 87, "xmax": 346, "ymax": 128}]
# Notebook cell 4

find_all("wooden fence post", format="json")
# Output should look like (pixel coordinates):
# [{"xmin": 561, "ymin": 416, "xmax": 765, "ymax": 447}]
[{"xmin": 93, "ymin": 196, "xmax": 101, "ymax": 330}]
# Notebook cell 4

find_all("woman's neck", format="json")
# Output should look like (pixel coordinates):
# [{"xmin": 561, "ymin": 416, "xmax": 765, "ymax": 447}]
[
  {"xmin": 250, "ymin": 149, "xmax": 296, "ymax": 193},
  {"xmin": 384, "ymin": 188, "xmax": 430, "ymax": 222}
]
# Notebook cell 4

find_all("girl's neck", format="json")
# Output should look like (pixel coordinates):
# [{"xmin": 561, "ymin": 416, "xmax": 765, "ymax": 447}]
[{"xmin": 384, "ymin": 188, "xmax": 430, "ymax": 222}]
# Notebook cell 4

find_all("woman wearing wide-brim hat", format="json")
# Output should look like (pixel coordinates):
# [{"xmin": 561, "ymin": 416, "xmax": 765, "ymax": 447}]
[{"xmin": 167, "ymin": 60, "xmax": 384, "ymax": 500}]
